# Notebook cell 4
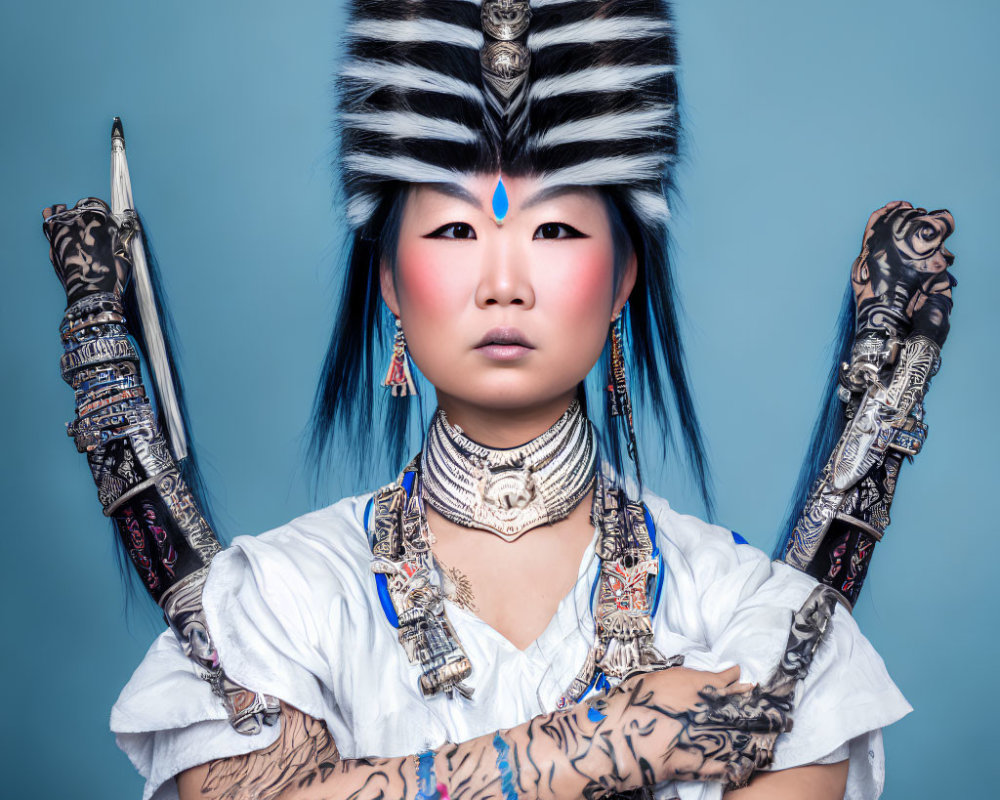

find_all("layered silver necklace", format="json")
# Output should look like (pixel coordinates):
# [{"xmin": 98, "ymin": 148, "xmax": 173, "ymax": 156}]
[{"xmin": 420, "ymin": 399, "xmax": 596, "ymax": 541}]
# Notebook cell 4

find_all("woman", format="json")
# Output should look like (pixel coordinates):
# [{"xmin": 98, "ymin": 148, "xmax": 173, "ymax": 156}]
[{"xmin": 43, "ymin": 2, "xmax": 929, "ymax": 798}]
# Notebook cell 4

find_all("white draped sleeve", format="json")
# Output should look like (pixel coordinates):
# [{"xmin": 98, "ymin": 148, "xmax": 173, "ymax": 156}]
[
  {"xmin": 111, "ymin": 496, "xmax": 372, "ymax": 800},
  {"xmin": 645, "ymin": 496, "xmax": 911, "ymax": 800}
]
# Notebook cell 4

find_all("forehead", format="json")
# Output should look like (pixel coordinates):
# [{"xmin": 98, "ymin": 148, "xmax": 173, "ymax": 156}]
[{"xmin": 409, "ymin": 175, "xmax": 603, "ymax": 211}]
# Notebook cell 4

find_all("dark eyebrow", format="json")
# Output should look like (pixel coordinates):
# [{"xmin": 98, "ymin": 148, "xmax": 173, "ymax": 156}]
[
  {"xmin": 423, "ymin": 182, "xmax": 483, "ymax": 210},
  {"xmin": 521, "ymin": 184, "xmax": 591, "ymax": 210}
]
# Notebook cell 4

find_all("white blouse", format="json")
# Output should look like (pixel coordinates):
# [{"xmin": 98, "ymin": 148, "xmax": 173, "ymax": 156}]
[{"xmin": 111, "ymin": 492, "xmax": 911, "ymax": 800}]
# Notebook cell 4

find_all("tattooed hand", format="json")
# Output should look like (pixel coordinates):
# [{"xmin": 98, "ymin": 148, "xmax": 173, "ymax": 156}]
[
  {"xmin": 42, "ymin": 197, "xmax": 134, "ymax": 305},
  {"xmin": 572, "ymin": 664, "xmax": 792, "ymax": 794},
  {"xmin": 851, "ymin": 201, "xmax": 956, "ymax": 345},
  {"xmin": 678, "ymin": 585, "xmax": 837, "ymax": 790},
  {"xmin": 538, "ymin": 587, "xmax": 837, "ymax": 796}
]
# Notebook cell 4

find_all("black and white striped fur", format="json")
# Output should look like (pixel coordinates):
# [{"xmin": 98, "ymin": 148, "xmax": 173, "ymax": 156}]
[{"xmin": 336, "ymin": 0, "xmax": 680, "ymax": 230}]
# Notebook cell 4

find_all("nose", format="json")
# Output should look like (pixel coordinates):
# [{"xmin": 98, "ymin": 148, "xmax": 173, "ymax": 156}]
[{"xmin": 474, "ymin": 238, "xmax": 535, "ymax": 309}]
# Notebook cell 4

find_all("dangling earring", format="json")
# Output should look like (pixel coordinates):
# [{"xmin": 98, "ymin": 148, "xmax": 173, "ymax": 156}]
[
  {"xmin": 383, "ymin": 318, "xmax": 418, "ymax": 397},
  {"xmin": 607, "ymin": 311, "xmax": 642, "ymax": 482}
]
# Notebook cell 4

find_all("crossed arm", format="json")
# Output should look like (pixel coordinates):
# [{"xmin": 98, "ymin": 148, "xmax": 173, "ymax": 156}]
[{"xmin": 177, "ymin": 697, "xmax": 848, "ymax": 800}]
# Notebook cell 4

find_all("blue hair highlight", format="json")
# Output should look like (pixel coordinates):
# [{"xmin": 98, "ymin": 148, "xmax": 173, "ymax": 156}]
[
  {"xmin": 772, "ymin": 285, "xmax": 856, "ymax": 559},
  {"xmin": 114, "ymin": 216, "xmax": 222, "ymax": 612}
]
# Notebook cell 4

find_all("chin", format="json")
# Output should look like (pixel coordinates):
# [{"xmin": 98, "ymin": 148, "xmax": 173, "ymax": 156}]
[{"xmin": 437, "ymin": 375, "xmax": 581, "ymax": 414}]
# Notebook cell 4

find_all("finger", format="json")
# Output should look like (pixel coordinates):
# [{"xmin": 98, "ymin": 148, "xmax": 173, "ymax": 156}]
[
  {"xmin": 922, "ymin": 271, "xmax": 954, "ymax": 294},
  {"xmin": 723, "ymin": 681, "xmax": 756, "ymax": 696},
  {"xmin": 74, "ymin": 196, "xmax": 111, "ymax": 213},
  {"xmin": 714, "ymin": 665, "xmax": 742, "ymax": 685},
  {"xmin": 863, "ymin": 201, "xmax": 907, "ymax": 239},
  {"xmin": 42, "ymin": 203, "xmax": 67, "ymax": 224},
  {"xmin": 933, "ymin": 209, "xmax": 956, "ymax": 237}
]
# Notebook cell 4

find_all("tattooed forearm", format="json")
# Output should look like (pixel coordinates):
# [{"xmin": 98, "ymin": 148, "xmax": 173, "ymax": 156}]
[
  {"xmin": 184, "ymin": 675, "xmax": 798, "ymax": 800},
  {"xmin": 440, "ymin": 746, "xmax": 501, "ymax": 800},
  {"xmin": 186, "ymin": 590, "xmax": 834, "ymax": 799},
  {"xmin": 289, "ymin": 756, "xmax": 413, "ymax": 800},
  {"xmin": 178, "ymin": 703, "xmax": 339, "ymax": 800},
  {"xmin": 270, "ymin": 677, "xmax": 779, "ymax": 800}
]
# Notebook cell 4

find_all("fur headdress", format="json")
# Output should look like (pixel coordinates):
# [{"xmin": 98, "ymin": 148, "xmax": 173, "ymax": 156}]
[
  {"xmin": 337, "ymin": 0, "xmax": 679, "ymax": 230},
  {"xmin": 314, "ymin": 0, "xmax": 713, "ymax": 514}
]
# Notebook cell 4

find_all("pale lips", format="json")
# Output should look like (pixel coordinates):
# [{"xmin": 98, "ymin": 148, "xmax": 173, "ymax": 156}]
[{"xmin": 474, "ymin": 327, "xmax": 535, "ymax": 361}]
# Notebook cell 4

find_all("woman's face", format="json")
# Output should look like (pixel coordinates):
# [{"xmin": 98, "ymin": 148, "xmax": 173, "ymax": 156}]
[{"xmin": 381, "ymin": 174, "xmax": 636, "ymax": 425}]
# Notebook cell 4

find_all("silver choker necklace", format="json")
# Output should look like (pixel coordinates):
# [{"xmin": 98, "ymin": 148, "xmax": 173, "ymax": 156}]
[{"xmin": 420, "ymin": 400, "xmax": 596, "ymax": 541}]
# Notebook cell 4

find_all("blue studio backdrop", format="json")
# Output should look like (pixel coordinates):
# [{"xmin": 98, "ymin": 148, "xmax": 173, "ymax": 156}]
[{"xmin": 2, "ymin": 1, "xmax": 997, "ymax": 798}]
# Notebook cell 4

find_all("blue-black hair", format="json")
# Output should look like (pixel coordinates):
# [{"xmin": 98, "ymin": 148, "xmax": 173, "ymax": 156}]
[
  {"xmin": 772, "ymin": 286, "xmax": 855, "ymax": 559},
  {"xmin": 309, "ymin": 182, "xmax": 716, "ymax": 517},
  {"xmin": 114, "ymin": 217, "xmax": 221, "ymax": 611}
]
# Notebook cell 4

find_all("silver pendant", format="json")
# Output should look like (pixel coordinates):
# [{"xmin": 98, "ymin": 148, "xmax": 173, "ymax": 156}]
[{"xmin": 421, "ymin": 400, "xmax": 596, "ymax": 541}]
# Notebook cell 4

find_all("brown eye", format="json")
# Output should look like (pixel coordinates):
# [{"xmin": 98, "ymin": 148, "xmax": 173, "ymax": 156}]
[
  {"xmin": 919, "ymin": 224, "xmax": 937, "ymax": 240},
  {"xmin": 426, "ymin": 223, "xmax": 477, "ymax": 239},
  {"xmin": 533, "ymin": 222, "xmax": 585, "ymax": 240}
]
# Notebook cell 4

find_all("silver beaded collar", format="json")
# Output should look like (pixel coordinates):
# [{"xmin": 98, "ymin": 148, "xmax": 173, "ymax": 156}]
[{"xmin": 420, "ymin": 400, "xmax": 596, "ymax": 542}]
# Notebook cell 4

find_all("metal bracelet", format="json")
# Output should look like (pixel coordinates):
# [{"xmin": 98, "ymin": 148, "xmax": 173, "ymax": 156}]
[
  {"xmin": 61, "ymin": 321, "xmax": 129, "ymax": 346},
  {"xmin": 75, "ymin": 372, "xmax": 141, "ymax": 398},
  {"xmin": 77, "ymin": 386, "xmax": 146, "ymax": 418},
  {"xmin": 61, "ymin": 310, "xmax": 126, "ymax": 339},
  {"xmin": 71, "ymin": 361, "xmax": 139, "ymax": 390},
  {"xmin": 60, "ymin": 335, "xmax": 138, "ymax": 379},
  {"xmin": 782, "ymin": 334, "xmax": 942, "ymax": 605}
]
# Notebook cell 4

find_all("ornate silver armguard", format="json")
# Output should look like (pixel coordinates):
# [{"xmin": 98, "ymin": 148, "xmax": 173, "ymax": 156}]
[
  {"xmin": 61, "ymin": 292, "xmax": 279, "ymax": 734},
  {"xmin": 780, "ymin": 331, "xmax": 941, "ymax": 607}
]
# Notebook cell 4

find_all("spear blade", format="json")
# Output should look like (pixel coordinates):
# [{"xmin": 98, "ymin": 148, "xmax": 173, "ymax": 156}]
[{"xmin": 110, "ymin": 117, "xmax": 188, "ymax": 461}]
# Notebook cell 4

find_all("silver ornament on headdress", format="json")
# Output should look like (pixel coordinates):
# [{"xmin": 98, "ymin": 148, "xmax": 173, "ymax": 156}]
[{"xmin": 480, "ymin": 1, "xmax": 532, "ymax": 102}]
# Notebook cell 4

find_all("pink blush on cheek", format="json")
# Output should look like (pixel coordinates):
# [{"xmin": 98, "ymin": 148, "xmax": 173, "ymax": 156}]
[
  {"xmin": 537, "ymin": 246, "xmax": 616, "ymax": 317},
  {"xmin": 395, "ymin": 243, "xmax": 474, "ymax": 317}
]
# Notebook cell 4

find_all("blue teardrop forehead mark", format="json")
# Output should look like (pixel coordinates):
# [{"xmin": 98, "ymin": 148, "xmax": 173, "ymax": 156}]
[{"xmin": 492, "ymin": 176, "xmax": 509, "ymax": 223}]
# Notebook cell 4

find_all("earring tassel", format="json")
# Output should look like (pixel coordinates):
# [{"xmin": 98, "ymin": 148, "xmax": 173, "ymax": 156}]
[
  {"xmin": 608, "ymin": 316, "xmax": 642, "ymax": 480},
  {"xmin": 383, "ymin": 320, "xmax": 418, "ymax": 397}
]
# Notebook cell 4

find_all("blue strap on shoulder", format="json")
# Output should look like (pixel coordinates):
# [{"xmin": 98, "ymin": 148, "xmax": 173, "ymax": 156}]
[
  {"xmin": 731, "ymin": 530, "xmax": 749, "ymax": 545},
  {"xmin": 366, "ymin": 494, "xmax": 400, "ymax": 629},
  {"xmin": 369, "ymin": 470, "xmax": 419, "ymax": 629},
  {"xmin": 644, "ymin": 505, "xmax": 666, "ymax": 618}
]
